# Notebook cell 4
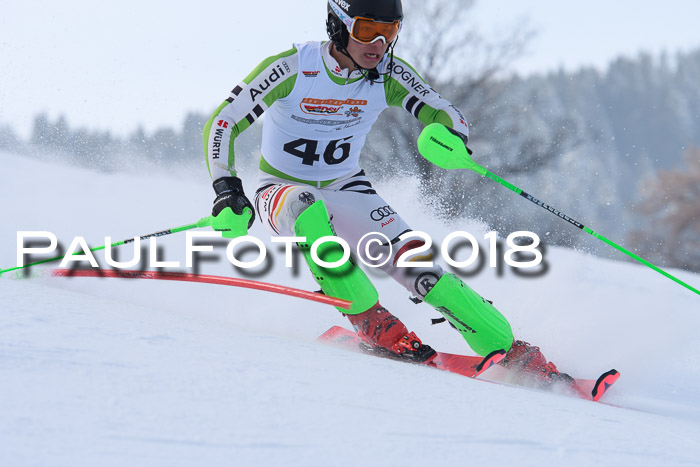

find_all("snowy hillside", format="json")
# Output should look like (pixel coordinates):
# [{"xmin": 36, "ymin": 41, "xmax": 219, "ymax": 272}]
[{"xmin": 2, "ymin": 151, "xmax": 700, "ymax": 466}]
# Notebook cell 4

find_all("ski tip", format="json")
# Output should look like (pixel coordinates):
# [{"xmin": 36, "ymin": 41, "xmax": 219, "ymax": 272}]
[
  {"xmin": 591, "ymin": 369, "xmax": 620, "ymax": 402},
  {"xmin": 318, "ymin": 325, "xmax": 349, "ymax": 342},
  {"xmin": 473, "ymin": 349, "xmax": 506, "ymax": 377}
]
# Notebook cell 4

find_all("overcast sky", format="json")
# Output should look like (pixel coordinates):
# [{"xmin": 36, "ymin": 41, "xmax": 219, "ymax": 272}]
[{"xmin": 2, "ymin": 1, "xmax": 699, "ymax": 138}]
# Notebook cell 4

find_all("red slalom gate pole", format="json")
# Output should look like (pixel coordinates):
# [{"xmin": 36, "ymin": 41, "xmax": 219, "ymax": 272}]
[{"xmin": 50, "ymin": 269, "xmax": 352, "ymax": 310}]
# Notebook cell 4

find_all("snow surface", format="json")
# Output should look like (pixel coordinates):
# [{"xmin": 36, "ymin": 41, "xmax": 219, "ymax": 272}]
[{"xmin": 2, "ymin": 151, "xmax": 700, "ymax": 466}]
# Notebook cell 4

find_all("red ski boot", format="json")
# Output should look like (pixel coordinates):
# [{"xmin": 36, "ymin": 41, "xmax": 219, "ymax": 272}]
[
  {"xmin": 346, "ymin": 302, "xmax": 437, "ymax": 363},
  {"xmin": 500, "ymin": 340, "xmax": 573, "ymax": 385}
]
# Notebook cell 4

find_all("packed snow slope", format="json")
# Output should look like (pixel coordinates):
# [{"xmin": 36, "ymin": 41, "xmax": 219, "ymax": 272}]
[{"xmin": 2, "ymin": 150, "xmax": 700, "ymax": 467}]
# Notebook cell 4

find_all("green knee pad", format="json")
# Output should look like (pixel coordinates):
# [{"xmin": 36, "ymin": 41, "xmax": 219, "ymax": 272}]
[
  {"xmin": 293, "ymin": 200, "xmax": 378, "ymax": 315},
  {"xmin": 424, "ymin": 273, "xmax": 513, "ymax": 355}
]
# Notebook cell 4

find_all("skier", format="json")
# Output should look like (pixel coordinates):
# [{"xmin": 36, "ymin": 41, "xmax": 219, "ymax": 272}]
[{"xmin": 203, "ymin": 0, "xmax": 565, "ymax": 381}]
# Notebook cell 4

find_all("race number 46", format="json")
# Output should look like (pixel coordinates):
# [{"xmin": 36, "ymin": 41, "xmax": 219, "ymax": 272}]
[{"xmin": 283, "ymin": 137, "xmax": 352, "ymax": 166}]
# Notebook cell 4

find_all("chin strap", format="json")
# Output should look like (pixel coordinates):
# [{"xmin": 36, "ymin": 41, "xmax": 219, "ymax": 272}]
[{"xmin": 335, "ymin": 38, "xmax": 399, "ymax": 83}]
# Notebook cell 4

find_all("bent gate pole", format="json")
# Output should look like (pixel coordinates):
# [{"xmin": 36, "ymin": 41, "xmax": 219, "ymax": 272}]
[{"xmin": 50, "ymin": 268, "xmax": 352, "ymax": 309}]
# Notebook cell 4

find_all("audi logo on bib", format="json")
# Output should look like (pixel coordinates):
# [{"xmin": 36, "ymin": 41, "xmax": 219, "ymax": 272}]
[{"xmin": 370, "ymin": 206, "xmax": 396, "ymax": 221}]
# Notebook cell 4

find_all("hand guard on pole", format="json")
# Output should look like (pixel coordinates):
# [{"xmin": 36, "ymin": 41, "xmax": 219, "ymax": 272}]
[
  {"xmin": 445, "ymin": 126, "xmax": 473, "ymax": 156},
  {"xmin": 211, "ymin": 176, "xmax": 255, "ymax": 238}
]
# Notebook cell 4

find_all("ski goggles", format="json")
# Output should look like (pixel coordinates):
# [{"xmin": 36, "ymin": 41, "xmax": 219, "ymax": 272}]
[
  {"xmin": 349, "ymin": 16, "xmax": 401, "ymax": 44},
  {"xmin": 330, "ymin": 2, "xmax": 401, "ymax": 44}
]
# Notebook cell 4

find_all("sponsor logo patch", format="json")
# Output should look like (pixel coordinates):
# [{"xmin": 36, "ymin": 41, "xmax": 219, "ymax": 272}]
[
  {"xmin": 370, "ymin": 206, "xmax": 396, "ymax": 221},
  {"xmin": 298, "ymin": 191, "xmax": 315, "ymax": 205},
  {"xmin": 388, "ymin": 62, "xmax": 433, "ymax": 98},
  {"xmin": 380, "ymin": 217, "xmax": 395, "ymax": 228},
  {"xmin": 414, "ymin": 272, "xmax": 440, "ymax": 297},
  {"xmin": 291, "ymin": 114, "xmax": 363, "ymax": 127},
  {"xmin": 249, "ymin": 62, "xmax": 290, "ymax": 101},
  {"xmin": 333, "ymin": 0, "xmax": 351, "ymax": 12},
  {"xmin": 344, "ymin": 106, "xmax": 364, "ymax": 117},
  {"xmin": 300, "ymin": 98, "xmax": 368, "ymax": 116}
]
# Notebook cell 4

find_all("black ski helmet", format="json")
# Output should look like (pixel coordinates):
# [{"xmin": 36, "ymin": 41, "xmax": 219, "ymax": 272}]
[{"xmin": 326, "ymin": 0, "xmax": 403, "ymax": 51}]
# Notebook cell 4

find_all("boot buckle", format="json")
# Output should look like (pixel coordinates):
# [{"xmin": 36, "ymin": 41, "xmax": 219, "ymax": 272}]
[{"xmin": 392, "ymin": 331, "xmax": 423, "ymax": 355}]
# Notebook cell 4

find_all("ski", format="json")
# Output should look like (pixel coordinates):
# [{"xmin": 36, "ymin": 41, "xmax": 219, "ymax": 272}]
[
  {"xmin": 318, "ymin": 325, "xmax": 505, "ymax": 378},
  {"xmin": 318, "ymin": 326, "xmax": 619, "ymax": 402},
  {"xmin": 571, "ymin": 369, "xmax": 620, "ymax": 402}
]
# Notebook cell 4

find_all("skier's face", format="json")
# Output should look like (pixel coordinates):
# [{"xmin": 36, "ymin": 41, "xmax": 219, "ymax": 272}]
[{"xmin": 346, "ymin": 36, "xmax": 389, "ymax": 69}]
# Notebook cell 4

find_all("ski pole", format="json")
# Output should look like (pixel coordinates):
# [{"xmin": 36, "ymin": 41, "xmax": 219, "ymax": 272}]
[
  {"xmin": 1, "ymin": 216, "xmax": 213, "ymax": 277},
  {"xmin": 2, "ymin": 206, "xmax": 255, "ymax": 278},
  {"xmin": 417, "ymin": 123, "xmax": 700, "ymax": 297}
]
